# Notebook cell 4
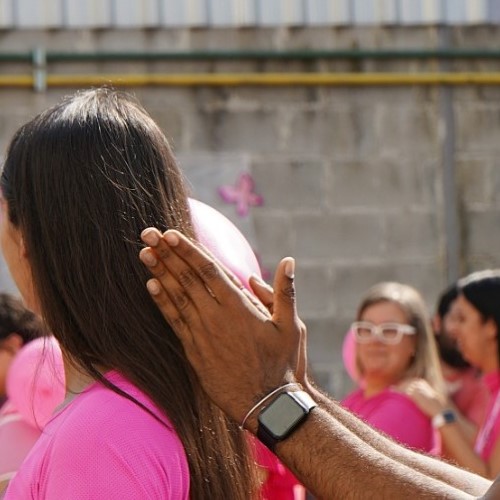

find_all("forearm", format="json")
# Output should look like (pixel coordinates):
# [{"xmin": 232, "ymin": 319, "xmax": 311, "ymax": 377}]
[
  {"xmin": 450, "ymin": 402, "xmax": 478, "ymax": 445},
  {"xmin": 264, "ymin": 406, "xmax": 473, "ymax": 499},
  {"xmin": 306, "ymin": 384, "xmax": 491, "ymax": 497},
  {"xmin": 439, "ymin": 425, "xmax": 490, "ymax": 478}
]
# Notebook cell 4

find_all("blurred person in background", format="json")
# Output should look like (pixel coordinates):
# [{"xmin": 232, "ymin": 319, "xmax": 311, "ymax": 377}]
[
  {"xmin": 403, "ymin": 270, "xmax": 500, "ymax": 478},
  {"xmin": 0, "ymin": 293, "xmax": 54, "ymax": 495},
  {"xmin": 433, "ymin": 284, "xmax": 489, "ymax": 439},
  {"xmin": 0, "ymin": 293, "xmax": 41, "ymax": 407},
  {"xmin": 341, "ymin": 282, "xmax": 445, "ymax": 453}
]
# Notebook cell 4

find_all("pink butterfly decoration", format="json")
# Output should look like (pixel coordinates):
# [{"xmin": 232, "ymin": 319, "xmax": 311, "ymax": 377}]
[{"xmin": 218, "ymin": 173, "xmax": 264, "ymax": 217}]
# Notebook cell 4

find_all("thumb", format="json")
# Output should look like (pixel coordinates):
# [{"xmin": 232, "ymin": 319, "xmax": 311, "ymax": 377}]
[{"xmin": 272, "ymin": 257, "xmax": 298, "ymax": 327}]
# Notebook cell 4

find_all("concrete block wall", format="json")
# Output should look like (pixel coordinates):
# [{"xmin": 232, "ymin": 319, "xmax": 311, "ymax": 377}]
[{"xmin": 0, "ymin": 25, "xmax": 499, "ymax": 397}]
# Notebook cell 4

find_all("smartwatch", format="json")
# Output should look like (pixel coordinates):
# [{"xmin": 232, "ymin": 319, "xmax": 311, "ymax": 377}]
[
  {"xmin": 432, "ymin": 409, "xmax": 457, "ymax": 429},
  {"xmin": 257, "ymin": 391, "xmax": 317, "ymax": 451}
]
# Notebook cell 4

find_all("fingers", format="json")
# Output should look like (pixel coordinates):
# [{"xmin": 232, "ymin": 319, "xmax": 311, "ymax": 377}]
[
  {"xmin": 249, "ymin": 274, "xmax": 274, "ymax": 311},
  {"xmin": 191, "ymin": 240, "xmax": 246, "ymax": 291},
  {"xmin": 248, "ymin": 274, "xmax": 275, "ymax": 317},
  {"xmin": 272, "ymin": 257, "xmax": 298, "ymax": 329},
  {"xmin": 145, "ymin": 278, "xmax": 193, "ymax": 344},
  {"xmin": 191, "ymin": 242, "xmax": 271, "ymax": 317},
  {"xmin": 141, "ymin": 228, "xmax": 220, "ymax": 305},
  {"xmin": 152, "ymin": 229, "xmax": 246, "ymax": 306},
  {"xmin": 140, "ymin": 228, "xmax": 215, "ymax": 343}
]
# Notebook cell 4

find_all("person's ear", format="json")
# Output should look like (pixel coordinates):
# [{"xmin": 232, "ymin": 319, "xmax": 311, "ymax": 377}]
[{"xmin": 1, "ymin": 332, "xmax": 23, "ymax": 355}]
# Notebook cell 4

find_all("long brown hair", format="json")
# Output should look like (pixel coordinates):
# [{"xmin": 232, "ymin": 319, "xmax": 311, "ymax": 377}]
[{"xmin": 1, "ymin": 88, "xmax": 256, "ymax": 499}]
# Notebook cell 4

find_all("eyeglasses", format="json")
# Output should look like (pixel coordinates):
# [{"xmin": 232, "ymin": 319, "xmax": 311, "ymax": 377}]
[{"xmin": 351, "ymin": 321, "xmax": 416, "ymax": 345}]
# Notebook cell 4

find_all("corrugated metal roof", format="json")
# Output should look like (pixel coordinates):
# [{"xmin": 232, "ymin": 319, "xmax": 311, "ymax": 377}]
[
  {"xmin": 0, "ymin": 0, "xmax": 498, "ymax": 29},
  {"xmin": 64, "ymin": 0, "xmax": 110, "ymax": 28}
]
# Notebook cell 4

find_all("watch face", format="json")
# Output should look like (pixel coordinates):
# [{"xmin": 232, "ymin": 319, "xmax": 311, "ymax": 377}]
[
  {"xmin": 258, "ymin": 393, "xmax": 307, "ymax": 438},
  {"xmin": 443, "ymin": 410, "xmax": 457, "ymax": 424}
]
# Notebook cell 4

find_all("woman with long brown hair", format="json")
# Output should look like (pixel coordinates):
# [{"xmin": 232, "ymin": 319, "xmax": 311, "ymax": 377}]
[{"xmin": 0, "ymin": 88, "xmax": 256, "ymax": 499}]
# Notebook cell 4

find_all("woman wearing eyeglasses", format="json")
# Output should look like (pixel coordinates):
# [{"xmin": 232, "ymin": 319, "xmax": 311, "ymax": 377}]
[{"xmin": 341, "ymin": 282, "xmax": 445, "ymax": 453}]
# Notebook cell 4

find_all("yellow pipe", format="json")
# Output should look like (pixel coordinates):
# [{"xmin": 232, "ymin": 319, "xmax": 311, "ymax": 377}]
[
  {"xmin": 45, "ymin": 72, "xmax": 500, "ymax": 86},
  {"xmin": 2, "ymin": 72, "xmax": 500, "ymax": 88},
  {"xmin": 0, "ymin": 75, "xmax": 34, "ymax": 87}
]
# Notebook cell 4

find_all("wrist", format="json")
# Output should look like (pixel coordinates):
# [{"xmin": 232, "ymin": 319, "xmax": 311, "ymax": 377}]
[
  {"xmin": 256, "ymin": 389, "xmax": 317, "ymax": 451},
  {"xmin": 240, "ymin": 382, "xmax": 300, "ymax": 433},
  {"xmin": 432, "ymin": 409, "xmax": 457, "ymax": 429}
]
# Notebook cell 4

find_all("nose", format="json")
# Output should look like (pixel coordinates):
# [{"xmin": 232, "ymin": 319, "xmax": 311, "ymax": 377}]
[{"xmin": 366, "ymin": 333, "xmax": 387, "ymax": 345}]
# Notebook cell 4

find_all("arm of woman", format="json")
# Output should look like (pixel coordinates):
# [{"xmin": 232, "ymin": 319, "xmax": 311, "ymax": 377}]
[
  {"xmin": 437, "ymin": 423, "xmax": 500, "ymax": 478},
  {"xmin": 449, "ymin": 402, "xmax": 480, "ymax": 446},
  {"xmin": 400, "ymin": 378, "xmax": 500, "ymax": 478},
  {"xmin": 399, "ymin": 378, "xmax": 477, "ymax": 444}
]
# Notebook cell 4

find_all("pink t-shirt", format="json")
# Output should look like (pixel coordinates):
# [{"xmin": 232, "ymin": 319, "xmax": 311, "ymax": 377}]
[
  {"xmin": 5, "ymin": 371, "xmax": 189, "ymax": 499},
  {"xmin": 251, "ymin": 437, "xmax": 305, "ymax": 500},
  {"xmin": 0, "ymin": 401, "xmax": 41, "ymax": 485},
  {"xmin": 448, "ymin": 368, "xmax": 490, "ymax": 430},
  {"xmin": 475, "ymin": 371, "xmax": 500, "ymax": 461},
  {"xmin": 342, "ymin": 387, "xmax": 436, "ymax": 453}
]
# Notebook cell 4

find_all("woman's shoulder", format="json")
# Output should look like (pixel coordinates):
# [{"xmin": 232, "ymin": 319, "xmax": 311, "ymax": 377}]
[
  {"xmin": 385, "ymin": 387, "xmax": 429, "ymax": 409},
  {"xmin": 30, "ymin": 373, "xmax": 190, "ymax": 498},
  {"xmin": 39, "ymin": 370, "xmax": 184, "ymax": 468},
  {"xmin": 56, "ymin": 372, "xmax": 177, "ymax": 442}
]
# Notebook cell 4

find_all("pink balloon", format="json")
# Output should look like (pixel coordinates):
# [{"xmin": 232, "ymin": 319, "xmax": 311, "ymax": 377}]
[
  {"xmin": 6, "ymin": 336, "xmax": 65, "ymax": 429},
  {"xmin": 189, "ymin": 198, "xmax": 262, "ymax": 290},
  {"xmin": 342, "ymin": 328, "xmax": 361, "ymax": 383}
]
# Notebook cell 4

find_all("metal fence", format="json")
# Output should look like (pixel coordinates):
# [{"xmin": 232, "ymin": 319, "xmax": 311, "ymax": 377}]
[{"xmin": 1, "ymin": 0, "xmax": 499, "ymax": 29}]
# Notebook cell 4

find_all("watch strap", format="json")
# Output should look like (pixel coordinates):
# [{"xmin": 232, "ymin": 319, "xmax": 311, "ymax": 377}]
[{"xmin": 257, "ymin": 391, "xmax": 317, "ymax": 452}]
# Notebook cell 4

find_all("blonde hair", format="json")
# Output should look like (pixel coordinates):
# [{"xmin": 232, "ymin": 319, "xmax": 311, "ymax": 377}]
[{"xmin": 356, "ymin": 281, "xmax": 445, "ymax": 395}]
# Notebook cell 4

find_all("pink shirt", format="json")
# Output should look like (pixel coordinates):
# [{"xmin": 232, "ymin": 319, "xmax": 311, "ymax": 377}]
[
  {"xmin": 5, "ymin": 371, "xmax": 189, "ymax": 499},
  {"xmin": 447, "ymin": 367, "xmax": 490, "ymax": 430},
  {"xmin": 342, "ymin": 387, "xmax": 436, "ymax": 453},
  {"xmin": 251, "ymin": 437, "xmax": 305, "ymax": 500},
  {"xmin": 0, "ymin": 401, "xmax": 41, "ymax": 485},
  {"xmin": 475, "ymin": 371, "xmax": 500, "ymax": 461}
]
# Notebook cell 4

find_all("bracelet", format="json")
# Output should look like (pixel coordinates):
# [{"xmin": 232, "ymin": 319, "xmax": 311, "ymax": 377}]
[{"xmin": 240, "ymin": 382, "xmax": 298, "ymax": 430}]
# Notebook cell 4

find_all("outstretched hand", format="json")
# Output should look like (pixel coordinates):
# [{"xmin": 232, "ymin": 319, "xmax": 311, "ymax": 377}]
[{"xmin": 139, "ymin": 228, "xmax": 303, "ymax": 430}]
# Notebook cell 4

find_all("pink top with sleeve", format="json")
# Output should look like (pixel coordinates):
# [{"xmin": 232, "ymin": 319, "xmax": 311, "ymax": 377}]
[
  {"xmin": 342, "ymin": 387, "xmax": 436, "ymax": 453},
  {"xmin": 475, "ymin": 371, "xmax": 500, "ymax": 461},
  {"xmin": 5, "ymin": 370, "xmax": 189, "ymax": 500}
]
